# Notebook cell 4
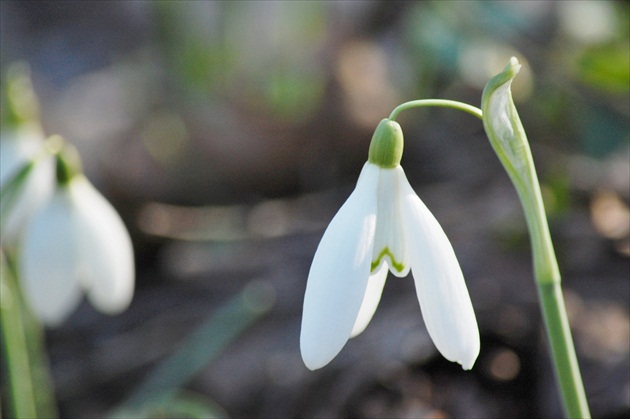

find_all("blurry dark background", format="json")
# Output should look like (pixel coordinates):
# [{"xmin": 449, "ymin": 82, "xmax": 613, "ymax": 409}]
[{"xmin": 1, "ymin": 1, "xmax": 628, "ymax": 418}]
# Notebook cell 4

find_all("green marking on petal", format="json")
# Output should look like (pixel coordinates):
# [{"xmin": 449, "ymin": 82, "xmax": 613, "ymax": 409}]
[{"xmin": 371, "ymin": 247, "xmax": 405, "ymax": 273}]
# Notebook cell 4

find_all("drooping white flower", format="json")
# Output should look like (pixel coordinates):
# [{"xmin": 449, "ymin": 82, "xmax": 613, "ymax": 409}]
[
  {"xmin": 300, "ymin": 119, "xmax": 479, "ymax": 370},
  {"xmin": 19, "ymin": 145, "xmax": 135, "ymax": 326}
]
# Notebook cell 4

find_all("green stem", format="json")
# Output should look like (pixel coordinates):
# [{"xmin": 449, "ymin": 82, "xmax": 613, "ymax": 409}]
[
  {"xmin": 518, "ymin": 168, "xmax": 589, "ymax": 418},
  {"xmin": 0, "ymin": 250, "xmax": 57, "ymax": 418},
  {"xmin": 389, "ymin": 99, "xmax": 483, "ymax": 121},
  {"xmin": 1, "ymin": 251, "xmax": 58, "ymax": 418},
  {"xmin": 539, "ymin": 282, "xmax": 590, "ymax": 418},
  {"xmin": 1, "ymin": 251, "xmax": 37, "ymax": 418}
]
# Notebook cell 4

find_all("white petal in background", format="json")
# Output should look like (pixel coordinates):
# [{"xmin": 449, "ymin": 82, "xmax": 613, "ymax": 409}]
[
  {"xmin": 398, "ymin": 168, "xmax": 480, "ymax": 370},
  {"xmin": 19, "ymin": 176, "xmax": 135, "ymax": 325},
  {"xmin": 0, "ymin": 128, "xmax": 54, "ymax": 245},
  {"xmin": 20, "ymin": 189, "xmax": 83, "ymax": 326},
  {"xmin": 300, "ymin": 163, "xmax": 379, "ymax": 370},
  {"xmin": 71, "ymin": 177, "xmax": 135, "ymax": 314}
]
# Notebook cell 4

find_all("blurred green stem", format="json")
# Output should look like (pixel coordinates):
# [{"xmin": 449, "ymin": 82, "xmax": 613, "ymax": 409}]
[
  {"xmin": 1, "ymin": 251, "xmax": 57, "ymax": 418},
  {"xmin": 1, "ymin": 251, "xmax": 36, "ymax": 418}
]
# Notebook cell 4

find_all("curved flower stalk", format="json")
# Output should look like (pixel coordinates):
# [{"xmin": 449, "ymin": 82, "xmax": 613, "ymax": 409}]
[
  {"xmin": 19, "ymin": 140, "xmax": 135, "ymax": 326},
  {"xmin": 300, "ymin": 119, "xmax": 479, "ymax": 371}
]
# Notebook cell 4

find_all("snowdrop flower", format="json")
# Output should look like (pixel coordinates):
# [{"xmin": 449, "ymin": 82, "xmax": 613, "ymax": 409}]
[
  {"xmin": 19, "ymin": 140, "xmax": 135, "ymax": 326},
  {"xmin": 300, "ymin": 119, "xmax": 479, "ymax": 370}
]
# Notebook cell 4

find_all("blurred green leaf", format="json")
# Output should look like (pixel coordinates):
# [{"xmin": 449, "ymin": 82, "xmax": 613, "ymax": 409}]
[
  {"xmin": 112, "ymin": 280, "xmax": 274, "ymax": 416},
  {"xmin": 112, "ymin": 391, "xmax": 228, "ymax": 419},
  {"xmin": 575, "ymin": 41, "xmax": 630, "ymax": 93}
]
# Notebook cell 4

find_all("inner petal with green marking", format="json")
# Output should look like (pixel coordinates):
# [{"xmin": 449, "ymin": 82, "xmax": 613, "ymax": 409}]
[
  {"xmin": 371, "ymin": 166, "xmax": 410, "ymax": 278},
  {"xmin": 371, "ymin": 246, "xmax": 405, "ymax": 273}
]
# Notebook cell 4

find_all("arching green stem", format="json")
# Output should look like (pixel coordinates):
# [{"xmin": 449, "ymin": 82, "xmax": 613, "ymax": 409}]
[{"xmin": 389, "ymin": 99, "xmax": 483, "ymax": 121}]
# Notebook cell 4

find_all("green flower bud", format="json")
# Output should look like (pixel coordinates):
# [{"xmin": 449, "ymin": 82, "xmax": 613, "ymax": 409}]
[{"xmin": 368, "ymin": 119, "xmax": 404, "ymax": 168}]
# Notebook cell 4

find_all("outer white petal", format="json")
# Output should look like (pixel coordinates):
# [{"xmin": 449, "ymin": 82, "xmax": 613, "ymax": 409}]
[
  {"xmin": 398, "ymin": 167, "xmax": 480, "ymax": 370},
  {"xmin": 0, "ymin": 127, "xmax": 43, "ymax": 182},
  {"xmin": 350, "ymin": 261, "xmax": 388, "ymax": 338},
  {"xmin": 20, "ymin": 189, "xmax": 82, "ymax": 325},
  {"xmin": 300, "ymin": 162, "xmax": 379, "ymax": 370},
  {"xmin": 70, "ymin": 177, "xmax": 135, "ymax": 314}
]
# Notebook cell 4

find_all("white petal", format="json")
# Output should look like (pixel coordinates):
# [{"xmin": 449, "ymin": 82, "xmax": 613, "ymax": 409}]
[
  {"xmin": 70, "ymin": 177, "xmax": 135, "ymax": 314},
  {"xmin": 350, "ymin": 261, "xmax": 388, "ymax": 338},
  {"xmin": 398, "ymin": 168, "xmax": 480, "ymax": 370},
  {"xmin": 0, "ymin": 128, "xmax": 54, "ymax": 245},
  {"xmin": 371, "ymin": 167, "xmax": 409, "ymax": 277},
  {"xmin": 20, "ymin": 189, "xmax": 82, "ymax": 326},
  {"xmin": 0, "ymin": 127, "xmax": 44, "ymax": 183},
  {"xmin": 300, "ymin": 163, "xmax": 379, "ymax": 370}
]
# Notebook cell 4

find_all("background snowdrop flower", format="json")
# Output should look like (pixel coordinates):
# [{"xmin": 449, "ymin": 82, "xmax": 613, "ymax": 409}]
[
  {"xmin": 19, "ymin": 139, "xmax": 135, "ymax": 326},
  {"xmin": 301, "ymin": 119, "xmax": 479, "ymax": 371},
  {"xmin": 0, "ymin": 64, "xmax": 54, "ymax": 245}
]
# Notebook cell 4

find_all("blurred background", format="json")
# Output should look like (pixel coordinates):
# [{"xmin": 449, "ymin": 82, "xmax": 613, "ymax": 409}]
[{"xmin": 1, "ymin": 0, "xmax": 628, "ymax": 417}]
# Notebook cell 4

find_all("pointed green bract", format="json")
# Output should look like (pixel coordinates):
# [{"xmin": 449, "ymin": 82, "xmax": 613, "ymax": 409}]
[
  {"xmin": 54, "ymin": 138, "xmax": 82, "ymax": 187},
  {"xmin": 481, "ymin": 58, "xmax": 531, "ymax": 183},
  {"xmin": 481, "ymin": 57, "xmax": 560, "ymax": 286},
  {"xmin": 368, "ymin": 119, "xmax": 404, "ymax": 168}
]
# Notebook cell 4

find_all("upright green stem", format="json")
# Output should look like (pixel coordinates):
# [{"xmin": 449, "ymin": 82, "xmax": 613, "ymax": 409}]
[
  {"xmin": 516, "ymin": 158, "xmax": 589, "ymax": 418},
  {"xmin": 1, "ymin": 251, "xmax": 57, "ymax": 418},
  {"xmin": 1, "ymin": 252, "xmax": 37, "ymax": 419},
  {"xmin": 481, "ymin": 58, "xmax": 590, "ymax": 418},
  {"xmin": 539, "ymin": 282, "xmax": 590, "ymax": 417}
]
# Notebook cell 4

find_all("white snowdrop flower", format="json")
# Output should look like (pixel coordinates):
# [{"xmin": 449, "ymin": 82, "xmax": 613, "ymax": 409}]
[
  {"xmin": 300, "ymin": 119, "xmax": 480, "ymax": 370},
  {"xmin": 19, "ymin": 141, "xmax": 135, "ymax": 326}
]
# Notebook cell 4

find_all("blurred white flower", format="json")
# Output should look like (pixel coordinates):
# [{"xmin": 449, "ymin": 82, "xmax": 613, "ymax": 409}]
[
  {"xmin": 0, "ymin": 126, "xmax": 54, "ymax": 245},
  {"xmin": 300, "ymin": 119, "xmax": 479, "ymax": 371},
  {"xmin": 19, "ymin": 171, "xmax": 135, "ymax": 326},
  {"xmin": 1, "ymin": 63, "xmax": 54, "ymax": 245}
]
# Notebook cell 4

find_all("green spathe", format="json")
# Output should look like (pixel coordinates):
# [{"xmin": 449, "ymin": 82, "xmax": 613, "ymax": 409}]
[
  {"xmin": 368, "ymin": 119, "xmax": 403, "ymax": 168},
  {"xmin": 54, "ymin": 138, "xmax": 82, "ymax": 186}
]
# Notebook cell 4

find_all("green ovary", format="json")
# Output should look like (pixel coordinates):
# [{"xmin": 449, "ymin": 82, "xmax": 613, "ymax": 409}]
[{"xmin": 371, "ymin": 247, "xmax": 405, "ymax": 273}]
